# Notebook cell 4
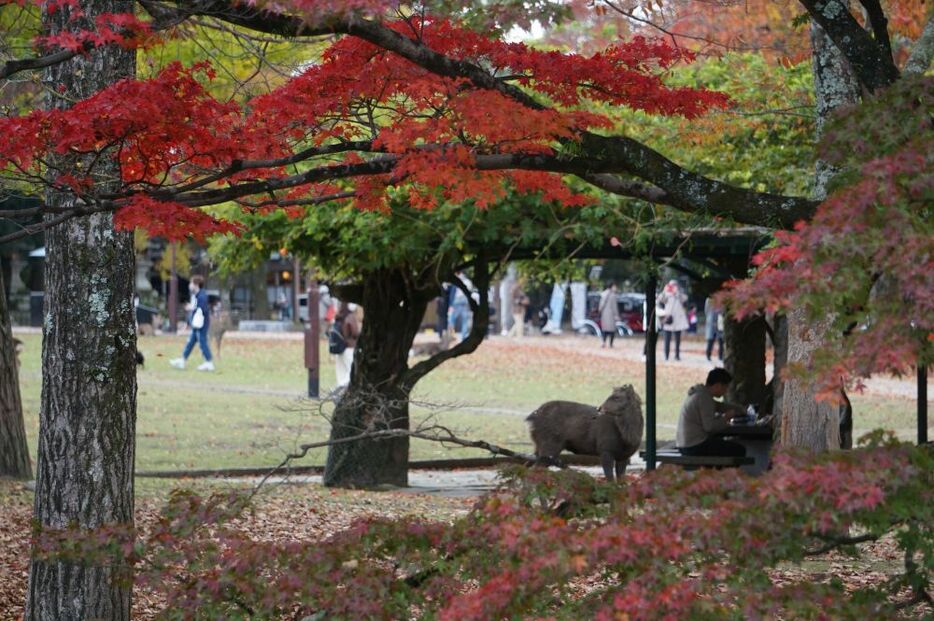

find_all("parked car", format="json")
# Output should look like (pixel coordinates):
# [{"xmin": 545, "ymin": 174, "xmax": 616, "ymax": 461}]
[
  {"xmin": 616, "ymin": 292, "xmax": 645, "ymax": 333},
  {"xmin": 583, "ymin": 291, "xmax": 646, "ymax": 337}
]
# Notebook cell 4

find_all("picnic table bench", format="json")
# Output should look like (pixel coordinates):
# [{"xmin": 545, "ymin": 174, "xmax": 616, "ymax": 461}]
[{"xmin": 640, "ymin": 449, "xmax": 753, "ymax": 470}]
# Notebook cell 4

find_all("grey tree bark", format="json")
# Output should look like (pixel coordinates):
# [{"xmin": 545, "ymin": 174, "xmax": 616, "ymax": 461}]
[
  {"xmin": 0, "ymin": 269, "xmax": 31, "ymax": 480},
  {"xmin": 25, "ymin": 1, "xmax": 138, "ymax": 619},
  {"xmin": 778, "ymin": 21, "xmax": 860, "ymax": 452}
]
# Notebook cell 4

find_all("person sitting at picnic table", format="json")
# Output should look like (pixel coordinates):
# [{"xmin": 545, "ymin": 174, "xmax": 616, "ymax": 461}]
[{"xmin": 676, "ymin": 368, "xmax": 746, "ymax": 457}]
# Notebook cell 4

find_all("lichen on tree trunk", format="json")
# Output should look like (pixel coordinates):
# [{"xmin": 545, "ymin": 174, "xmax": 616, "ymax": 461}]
[
  {"xmin": 0, "ymin": 269, "xmax": 31, "ymax": 480},
  {"xmin": 26, "ymin": 2, "xmax": 137, "ymax": 619}
]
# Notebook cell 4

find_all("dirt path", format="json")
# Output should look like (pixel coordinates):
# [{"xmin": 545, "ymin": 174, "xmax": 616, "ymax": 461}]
[{"xmin": 495, "ymin": 333, "xmax": 922, "ymax": 400}]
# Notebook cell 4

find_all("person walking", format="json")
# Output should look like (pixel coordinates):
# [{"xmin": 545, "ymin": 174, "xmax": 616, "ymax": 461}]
[
  {"xmin": 656, "ymin": 279, "xmax": 689, "ymax": 361},
  {"xmin": 448, "ymin": 270, "xmax": 475, "ymax": 341},
  {"xmin": 598, "ymin": 283, "xmax": 620, "ymax": 348},
  {"xmin": 333, "ymin": 302, "xmax": 360, "ymax": 388},
  {"xmin": 170, "ymin": 275, "xmax": 214, "ymax": 371},
  {"xmin": 704, "ymin": 296, "xmax": 724, "ymax": 361},
  {"xmin": 507, "ymin": 278, "xmax": 529, "ymax": 338}
]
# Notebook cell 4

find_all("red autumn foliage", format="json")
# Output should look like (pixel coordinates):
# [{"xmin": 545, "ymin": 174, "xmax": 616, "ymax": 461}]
[
  {"xmin": 0, "ymin": 14, "xmax": 728, "ymax": 235},
  {"xmin": 31, "ymin": 439, "xmax": 934, "ymax": 619},
  {"xmin": 720, "ymin": 76, "xmax": 933, "ymax": 396},
  {"xmin": 114, "ymin": 195, "xmax": 240, "ymax": 241}
]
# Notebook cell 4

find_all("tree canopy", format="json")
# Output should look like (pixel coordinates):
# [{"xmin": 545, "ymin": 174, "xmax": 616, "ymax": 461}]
[{"xmin": 0, "ymin": 0, "xmax": 930, "ymax": 391}]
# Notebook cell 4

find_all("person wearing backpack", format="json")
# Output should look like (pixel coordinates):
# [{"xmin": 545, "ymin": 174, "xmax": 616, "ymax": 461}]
[{"xmin": 332, "ymin": 302, "xmax": 360, "ymax": 388}]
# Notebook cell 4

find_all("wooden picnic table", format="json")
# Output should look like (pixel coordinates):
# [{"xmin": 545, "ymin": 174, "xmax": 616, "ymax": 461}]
[{"xmin": 714, "ymin": 422, "xmax": 775, "ymax": 474}]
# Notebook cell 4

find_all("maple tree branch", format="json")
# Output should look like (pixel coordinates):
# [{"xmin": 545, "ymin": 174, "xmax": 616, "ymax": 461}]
[
  {"xmin": 403, "ymin": 258, "xmax": 492, "ymax": 391},
  {"xmin": 0, "ymin": 3, "xmax": 187, "ymax": 81},
  {"xmin": 162, "ymin": 140, "xmax": 374, "ymax": 195},
  {"xmin": 1, "ymin": 145, "xmax": 812, "ymax": 243},
  {"xmin": 581, "ymin": 173, "xmax": 669, "ymax": 204},
  {"xmin": 0, "ymin": 140, "xmax": 816, "ymax": 244},
  {"xmin": 159, "ymin": 0, "xmax": 337, "ymax": 38},
  {"xmin": 158, "ymin": 148, "xmax": 814, "ymax": 228},
  {"xmin": 254, "ymin": 424, "xmax": 542, "ymax": 493},
  {"xmin": 579, "ymin": 133, "xmax": 816, "ymax": 227},
  {"xmin": 600, "ymin": 3, "xmax": 694, "ymax": 52},
  {"xmin": 237, "ymin": 191, "xmax": 356, "ymax": 210},
  {"xmin": 159, "ymin": 156, "xmax": 398, "ymax": 206},
  {"xmin": 797, "ymin": 0, "xmax": 899, "ymax": 92},
  {"xmin": 804, "ymin": 532, "xmax": 880, "ymax": 556},
  {"xmin": 856, "ymin": 0, "xmax": 893, "ymax": 61},
  {"xmin": 237, "ymin": 140, "xmax": 375, "ymax": 170},
  {"xmin": 251, "ymin": 387, "xmax": 544, "ymax": 495},
  {"xmin": 0, "ymin": 46, "xmax": 84, "ymax": 81}
]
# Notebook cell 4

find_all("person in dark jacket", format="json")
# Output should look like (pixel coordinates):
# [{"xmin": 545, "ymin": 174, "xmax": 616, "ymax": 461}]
[{"xmin": 170, "ymin": 275, "xmax": 214, "ymax": 371}]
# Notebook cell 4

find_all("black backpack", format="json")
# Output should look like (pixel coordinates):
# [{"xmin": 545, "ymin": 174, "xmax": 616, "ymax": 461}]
[{"xmin": 328, "ymin": 317, "xmax": 347, "ymax": 354}]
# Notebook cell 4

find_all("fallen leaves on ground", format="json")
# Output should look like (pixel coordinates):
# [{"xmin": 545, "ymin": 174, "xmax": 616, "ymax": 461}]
[
  {"xmin": 0, "ymin": 478, "xmax": 471, "ymax": 620},
  {"xmin": 3, "ymin": 475, "xmax": 931, "ymax": 619}
]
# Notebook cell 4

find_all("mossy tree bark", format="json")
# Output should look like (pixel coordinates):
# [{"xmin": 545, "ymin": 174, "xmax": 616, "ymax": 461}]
[{"xmin": 26, "ymin": 2, "xmax": 138, "ymax": 619}]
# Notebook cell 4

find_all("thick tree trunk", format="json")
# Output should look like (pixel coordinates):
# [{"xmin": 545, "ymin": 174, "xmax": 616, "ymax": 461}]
[
  {"xmin": 0, "ymin": 269, "xmax": 31, "ymax": 479},
  {"xmin": 781, "ymin": 311, "xmax": 843, "ymax": 451},
  {"xmin": 323, "ymin": 269, "xmax": 432, "ymax": 487},
  {"xmin": 778, "ymin": 20, "xmax": 860, "ymax": 452},
  {"xmin": 26, "ymin": 2, "xmax": 137, "ymax": 619},
  {"xmin": 722, "ymin": 315, "xmax": 768, "ymax": 410}
]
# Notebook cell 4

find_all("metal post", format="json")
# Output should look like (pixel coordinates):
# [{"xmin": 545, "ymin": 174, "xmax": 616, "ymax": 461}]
[
  {"xmin": 168, "ymin": 243, "xmax": 178, "ymax": 333},
  {"xmin": 919, "ymin": 365, "xmax": 928, "ymax": 445},
  {"xmin": 292, "ymin": 257, "xmax": 301, "ymax": 325},
  {"xmin": 304, "ymin": 272, "xmax": 320, "ymax": 398},
  {"xmin": 645, "ymin": 274, "xmax": 657, "ymax": 471}
]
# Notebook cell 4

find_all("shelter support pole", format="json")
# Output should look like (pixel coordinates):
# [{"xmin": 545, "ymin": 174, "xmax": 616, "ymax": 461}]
[
  {"xmin": 305, "ymin": 272, "xmax": 320, "ymax": 398},
  {"xmin": 920, "ymin": 365, "xmax": 928, "ymax": 445},
  {"xmin": 645, "ymin": 274, "xmax": 657, "ymax": 471}
]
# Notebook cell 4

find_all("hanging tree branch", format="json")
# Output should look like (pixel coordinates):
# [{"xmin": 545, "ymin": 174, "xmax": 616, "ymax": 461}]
[{"xmin": 403, "ymin": 255, "xmax": 493, "ymax": 391}]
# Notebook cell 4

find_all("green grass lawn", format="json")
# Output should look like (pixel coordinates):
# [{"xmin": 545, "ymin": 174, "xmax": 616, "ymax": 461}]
[{"xmin": 13, "ymin": 331, "xmax": 923, "ymax": 476}]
